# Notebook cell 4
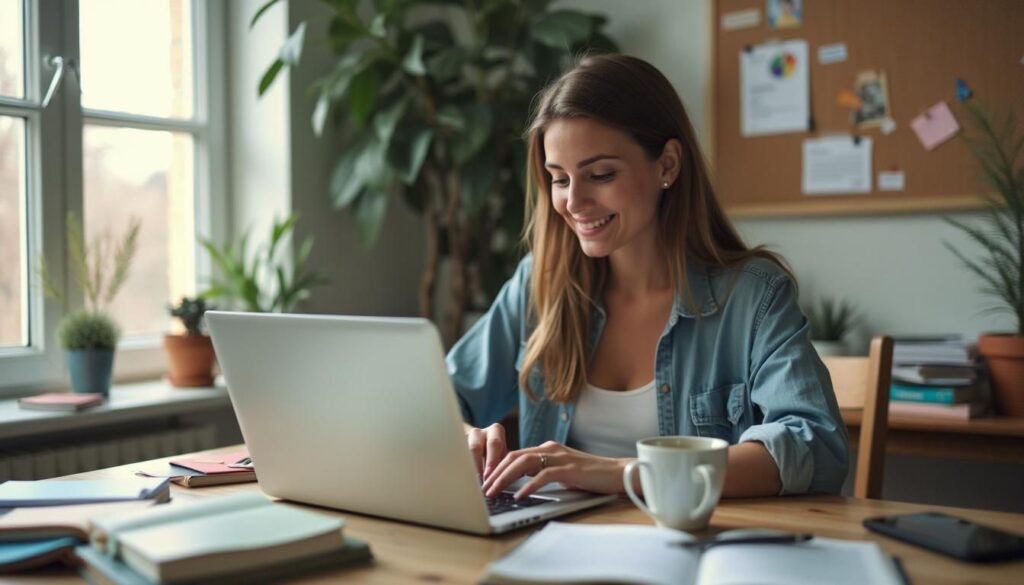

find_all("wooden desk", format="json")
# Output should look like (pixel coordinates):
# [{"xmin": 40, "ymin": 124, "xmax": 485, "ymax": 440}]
[
  {"xmin": 843, "ymin": 409, "xmax": 1024, "ymax": 463},
  {"xmin": 10, "ymin": 448, "xmax": 1024, "ymax": 585}
]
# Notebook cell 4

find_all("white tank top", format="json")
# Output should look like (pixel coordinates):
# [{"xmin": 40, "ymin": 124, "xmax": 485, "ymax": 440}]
[{"xmin": 567, "ymin": 380, "xmax": 659, "ymax": 458}]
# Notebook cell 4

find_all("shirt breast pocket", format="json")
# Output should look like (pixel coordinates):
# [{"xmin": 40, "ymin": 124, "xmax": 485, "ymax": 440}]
[{"xmin": 689, "ymin": 383, "xmax": 747, "ymax": 442}]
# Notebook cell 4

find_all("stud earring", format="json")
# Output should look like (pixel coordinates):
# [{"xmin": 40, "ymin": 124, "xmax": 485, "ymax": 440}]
[{"xmin": 662, "ymin": 181, "xmax": 669, "ymax": 189}]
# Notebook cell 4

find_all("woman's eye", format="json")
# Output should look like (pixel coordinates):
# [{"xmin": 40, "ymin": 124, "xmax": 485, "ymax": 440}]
[
  {"xmin": 552, "ymin": 177, "xmax": 570, "ymax": 187},
  {"xmin": 592, "ymin": 172, "xmax": 616, "ymax": 182}
]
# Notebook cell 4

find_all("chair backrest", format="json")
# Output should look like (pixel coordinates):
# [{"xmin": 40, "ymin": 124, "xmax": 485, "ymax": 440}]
[{"xmin": 821, "ymin": 335, "xmax": 894, "ymax": 499}]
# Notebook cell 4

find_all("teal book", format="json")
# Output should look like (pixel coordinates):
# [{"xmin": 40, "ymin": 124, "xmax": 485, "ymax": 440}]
[
  {"xmin": 76, "ymin": 537, "xmax": 372, "ymax": 585},
  {"xmin": 0, "ymin": 478, "xmax": 170, "ymax": 507},
  {"xmin": 0, "ymin": 536, "xmax": 79, "ymax": 573},
  {"xmin": 889, "ymin": 383, "xmax": 975, "ymax": 404}
]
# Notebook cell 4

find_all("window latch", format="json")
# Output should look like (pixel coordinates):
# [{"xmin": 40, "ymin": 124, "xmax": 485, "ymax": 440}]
[{"xmin": 42, "ymin": 55, "xmax": 79, "ymax": 109}]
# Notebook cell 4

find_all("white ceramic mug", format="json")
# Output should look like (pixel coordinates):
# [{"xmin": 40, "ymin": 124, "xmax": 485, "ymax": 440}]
[{"xmin": 623, "ymin": 436, "xmax": 728, "ymax": 531}]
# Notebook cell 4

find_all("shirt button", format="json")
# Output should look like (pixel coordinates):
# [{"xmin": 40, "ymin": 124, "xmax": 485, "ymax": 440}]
[
  {"xmin": 560, "ymin": 412, "xmax": 569, "ymax": 422},
  {"xmin": 659, "ymin": 383, "xmax": 670, "ymax": 395}
]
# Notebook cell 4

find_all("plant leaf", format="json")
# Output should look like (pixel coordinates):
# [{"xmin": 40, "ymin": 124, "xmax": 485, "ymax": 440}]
[
  {"xmin": 529, "ymin": 10, "xmax": 593, "ymax": 49},
  {"xmin": 280, "ymin": 22, "xmax": 308, "ymax": 65},
  {"xmin": 258, "ymin": 59, "xmax": 284, "ymax": 96},
  {"xmin": 353, "ymin": 189, "xmax": 389, "ymax": 249},
  {"xmin": 387, "ymin": 125, "xmax": 434, "ymax": 185},
  {"xmin": 402, "ymin": 34, "xmax": 426, "ymax": 76},
  {"xmin": 450, "ymin": 104, "xmax": 493, "ymax": 165},
  {"xmin": 250, "ymin": 0, "xmax": 281, "ymax": 28},
  {"xmin": 346, "ymin": 67, "xmax": 380, "ymax": 129},
  {"xmin": 460, "ymin": 156, "xmax": 497, "ymax": 215}
]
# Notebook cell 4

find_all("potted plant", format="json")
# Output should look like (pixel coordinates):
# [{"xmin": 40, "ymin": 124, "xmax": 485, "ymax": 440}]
[
  {"xmin": 804, "ymin": 297, "xmax": 858, "ymax": 357},
  {"xmin": 253, "ymin": 0, "xmax": 616, "ymax": 342},
  {"xmin": 945, "ymin": 102, "xmax": 1024, "ymax": 415},
  {"xmin": 164, "ymin": 297, "xmax": 216, "ymax": 387},
  {"xmin": 199, "ymin": 214, "xmax": 329, "ymax": 313},
  {"xmin": 38, "ymin": 214, "xmax": 140, "ymax": 396}
]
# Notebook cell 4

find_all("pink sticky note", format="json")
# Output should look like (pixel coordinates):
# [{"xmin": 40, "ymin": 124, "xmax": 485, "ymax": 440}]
[{"xmin": 910, "ymin": 102, "xmax": 960, "ymax": 151}]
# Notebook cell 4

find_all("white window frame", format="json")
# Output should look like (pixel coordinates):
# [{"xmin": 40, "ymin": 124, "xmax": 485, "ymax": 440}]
[{"xmin": 0, "ymin": 0, "xmax": 227, "ymax": 394}]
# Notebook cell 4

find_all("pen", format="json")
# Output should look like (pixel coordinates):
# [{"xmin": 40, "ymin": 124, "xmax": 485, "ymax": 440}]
[{"xmin": 674, "ymin": 533, "xmax": 814, "ymax": 550}]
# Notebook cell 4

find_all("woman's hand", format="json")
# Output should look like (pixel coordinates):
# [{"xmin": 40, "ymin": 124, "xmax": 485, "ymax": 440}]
[
  {"xmin": 464, "ymin": 423, "xmax": 509, "ymax": 480},
  {"xmin": 482, "ymin": 441, "xmax": 630, "ymax": 499}
]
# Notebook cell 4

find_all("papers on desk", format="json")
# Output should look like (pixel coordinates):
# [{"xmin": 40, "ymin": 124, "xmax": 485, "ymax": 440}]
[
  {"xmin": 483, "ymin": 522, "xmax": 906, "ymax": 585},
  {"xmin": 802, "ymin": 135, "xmax": 873, "ymax": 195}
]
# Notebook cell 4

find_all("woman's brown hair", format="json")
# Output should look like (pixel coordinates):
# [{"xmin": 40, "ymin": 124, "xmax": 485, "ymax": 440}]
[{"xmin": 519, "ymin": 54, "xmax": 787, "ymax": 403}]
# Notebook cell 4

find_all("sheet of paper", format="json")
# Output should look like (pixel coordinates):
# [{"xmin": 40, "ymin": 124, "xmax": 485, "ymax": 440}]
[
  {"xmin": 817, "ymin": 43, "xmax": 848, "ymax": 64},
  {"xmin": 802, "ymin": 136, "xmax": 873, "ymax": 195},
  {"xmin": 721, "ymin": 9, "xmax": 761, "ymax": 31},
  {"xmin": 741, "ymin": 40, "xmax": 810, "ymax": 136},
  {"xmin": 878, "ymin": 170, "xmax": 905, "ymax": 191},
  {"xmin": 911, "ymin": 102, "xmax": 960, "ymax": 150}
]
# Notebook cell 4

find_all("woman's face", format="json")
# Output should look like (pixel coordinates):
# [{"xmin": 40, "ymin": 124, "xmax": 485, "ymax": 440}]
[{"xmin": 543, "ymin": 118, "xmax": 677, "ymax": 259}]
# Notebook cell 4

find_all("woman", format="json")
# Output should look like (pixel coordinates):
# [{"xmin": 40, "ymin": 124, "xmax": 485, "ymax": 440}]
[{"xmin": 446, "ymin": 54, "xmax": 848, "ymax": 501}]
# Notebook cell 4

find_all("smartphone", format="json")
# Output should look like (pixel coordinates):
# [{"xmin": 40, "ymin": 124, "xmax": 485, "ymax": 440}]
[{"xmin": 863, "ymin": 511, "xmax": 1024, "ymax": 562}]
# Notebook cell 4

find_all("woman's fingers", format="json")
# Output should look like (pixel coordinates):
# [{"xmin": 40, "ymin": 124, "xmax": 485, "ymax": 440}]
[
  {"xmin": 484, "ymin": 449, "xmax": 553, "ymax": 497},
  {"xmin": 466, "ymin": 428, "xmax": 486, "ymax": 477},
  {"xmin": 481, "ymin": 424, "xmax": 507, "ymax": 481},
  {"xmin": 514, "ymin": 465, "xmax": 583, "ymax": 499}
]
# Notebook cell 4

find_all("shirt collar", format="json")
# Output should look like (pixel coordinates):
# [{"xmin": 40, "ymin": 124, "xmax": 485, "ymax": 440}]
[{"xmin": 674, "ymin": 256, "xmax": 720, "ymax": 319}]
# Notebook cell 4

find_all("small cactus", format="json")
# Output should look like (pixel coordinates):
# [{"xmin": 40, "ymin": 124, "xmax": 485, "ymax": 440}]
[
  {"xmin": 57, "ymin": 311, "xmax": 120, "ymax": 350},
  {"xmin": 169, "ymin": 297, "xmax": 211, "ymax": 337}
]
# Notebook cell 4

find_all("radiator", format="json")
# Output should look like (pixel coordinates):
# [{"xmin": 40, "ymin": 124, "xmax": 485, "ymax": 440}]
[{"xmin": 0, "ymin": 423, "xmax": 218, "ymax": 482}]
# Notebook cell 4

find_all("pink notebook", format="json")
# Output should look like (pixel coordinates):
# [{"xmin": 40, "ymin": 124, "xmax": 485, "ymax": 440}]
[
  {"xmin": 169, "ymin": 451, "xmax": 252, "ymax": 474},
  {"xmin": 18, "ymin": 393, "xmax": 104, "ymax": 412}
]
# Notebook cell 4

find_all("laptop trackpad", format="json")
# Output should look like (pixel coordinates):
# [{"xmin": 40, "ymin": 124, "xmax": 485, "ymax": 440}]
[{"xmin": 505, "ymin": 477, "xmax": 592, "ymax": 502}]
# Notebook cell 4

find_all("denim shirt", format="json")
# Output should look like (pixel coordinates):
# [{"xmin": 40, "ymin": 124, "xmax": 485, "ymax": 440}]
[{"xmin": 446, "ymin": 255, "xmax": 849, "ymax": 495}]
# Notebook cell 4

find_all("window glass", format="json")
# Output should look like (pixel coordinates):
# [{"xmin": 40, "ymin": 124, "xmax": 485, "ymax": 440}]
[
  {"xmin": 79, "ymin": 0, "xmax": 193, "ymax": 118},
  {"xmin": 0, "ymin": 115, "xmax": 27, "ymax": 347},
  {"xmin": 83, "ymin": 125, "xmax": 194, "ymax": 336}
]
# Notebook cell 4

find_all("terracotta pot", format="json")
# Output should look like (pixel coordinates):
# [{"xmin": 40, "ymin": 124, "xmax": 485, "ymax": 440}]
[
  {"xmin": 163, "ymin": 334, "xmax": 216, "ymax": 387},
  {"xmin": 978, "ymin": 333, "xmax": 1024, "ymax": 416}
]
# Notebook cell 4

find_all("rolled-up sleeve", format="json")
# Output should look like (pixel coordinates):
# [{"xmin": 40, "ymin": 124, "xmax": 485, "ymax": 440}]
[
  {"xmin": 739, "ymin": 274, "xmax": 850, "ymax": 495},
  {"xmin": 445, "ymin": 256, "xmax": 531, "ymax": 428}
]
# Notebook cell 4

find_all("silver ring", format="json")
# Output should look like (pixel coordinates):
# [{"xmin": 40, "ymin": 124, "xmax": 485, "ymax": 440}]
[{"xmin": 539, "ymin": 453, "xmax": 548, "ymax": 470}]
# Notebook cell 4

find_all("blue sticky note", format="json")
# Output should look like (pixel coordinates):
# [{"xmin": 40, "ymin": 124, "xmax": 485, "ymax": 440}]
[{"xmin": 955, "ymin": 78, "xmax": 972, "ymax": 102}]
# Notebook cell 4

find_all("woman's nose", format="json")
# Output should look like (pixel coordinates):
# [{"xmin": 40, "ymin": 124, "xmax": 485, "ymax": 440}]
[{"xmin": 565, "ymin": 183, "xmax": 591, "ymax": 214}]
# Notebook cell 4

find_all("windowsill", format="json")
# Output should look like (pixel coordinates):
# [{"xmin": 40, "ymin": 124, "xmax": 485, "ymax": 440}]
[{"xmin": 0, "ymin": 379, "xmax": 233, "ymax": 441}]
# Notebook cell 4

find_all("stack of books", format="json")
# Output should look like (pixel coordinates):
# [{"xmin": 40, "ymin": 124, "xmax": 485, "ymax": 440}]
[{"xmin": 889, "ymin": 336, "xmax": 987, "ymax": 420}]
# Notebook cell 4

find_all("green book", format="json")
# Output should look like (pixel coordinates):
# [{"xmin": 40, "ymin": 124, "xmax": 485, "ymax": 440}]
[{"xmin": 889, "ymin": 383, "xmax": 975, "ymax": 404}]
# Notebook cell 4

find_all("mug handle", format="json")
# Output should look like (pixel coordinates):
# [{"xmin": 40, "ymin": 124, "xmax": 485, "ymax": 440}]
[
  {"xmin": 688, "ymin": 463, "xmax": 720, "ymax": 521},
  {"xmin": 623, "ymin": 460, "xmax": 657, "ymax": 519}
]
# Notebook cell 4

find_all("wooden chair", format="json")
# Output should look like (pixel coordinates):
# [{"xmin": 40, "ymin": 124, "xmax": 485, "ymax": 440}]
[{"xmin": 821, "ymin": 335, "xmax": 894, "ymax": 499}]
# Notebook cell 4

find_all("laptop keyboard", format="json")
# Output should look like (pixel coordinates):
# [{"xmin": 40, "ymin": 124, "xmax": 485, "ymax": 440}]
[{"xmin": 485, "ymin": 492, "xmax": 549, "ymax": 515}]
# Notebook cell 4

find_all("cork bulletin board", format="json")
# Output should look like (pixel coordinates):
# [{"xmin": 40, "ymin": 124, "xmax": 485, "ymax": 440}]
[{"xmin": 711, "ymin": 0, "xmax": 1024, "ymax": 217}]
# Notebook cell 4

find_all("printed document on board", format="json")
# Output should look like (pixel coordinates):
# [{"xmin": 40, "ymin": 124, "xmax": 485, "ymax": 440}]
[
  {"xmin": 802, "ymin": 136, "xmax": 873, "ymax": 195},
  {"xmin": 741, "ymin": 39, "xmax": 810, "ymax": 136}
]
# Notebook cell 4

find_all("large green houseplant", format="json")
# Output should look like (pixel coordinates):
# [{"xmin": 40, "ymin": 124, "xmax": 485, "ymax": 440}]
[
  {"xmin": 38, "ymin": 214, "xmax": 140, "ymax": 396},
  {"xmin": 254, "ymin": 0, "xmax": 616, "ymax": 341},
  {"xmin": 945, "ymin": 102, "xmax": 1024, "ymax": 415}
]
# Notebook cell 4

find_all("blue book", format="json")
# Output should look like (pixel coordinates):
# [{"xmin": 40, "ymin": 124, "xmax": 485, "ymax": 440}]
[
  {"xmin": 890, "ymin": 383, "xmax": 975, "ymax": 404},
  {"xmin": 0, "ymin": 478, "xmax": 170, "ymax": 507},
  {"xmin": 0, "ymin": 536, "xmax": 79, "ymax": 572}
]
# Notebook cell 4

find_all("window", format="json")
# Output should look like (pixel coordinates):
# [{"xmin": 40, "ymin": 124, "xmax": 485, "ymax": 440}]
[{"xmin": 0, "ymin": 0, "xmax": 225, "ymax": 391}]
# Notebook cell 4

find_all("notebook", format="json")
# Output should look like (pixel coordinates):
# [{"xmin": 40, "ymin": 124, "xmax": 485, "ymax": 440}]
[
  {"xmin": 482, "ymin": 523, "xmax": 907, "ymax": 585},
  {"xmin": 0, "ymin": 536, "xmax": 80, "ymax": 573},
  {"xmin": 0, "ymin": 501, "xmax": 156, "ymax": 542},
  {"xmin": 84, "ymin": 492, "xmax": 361, "ymax": 584},
  {"xmin": 0, "ymin": 478, "xmax": 171, "ymax": 507},
  {"xmin": 17, "ymin": 392, "xmax": 104, "ymax": 412},
  {"xmin": 133, "ymin": 451, "xmax": 257, "ymax": 488}
]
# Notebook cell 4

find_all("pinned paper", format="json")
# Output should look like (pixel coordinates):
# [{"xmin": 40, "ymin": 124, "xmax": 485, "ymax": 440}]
[
  {"xmin": 767, "ymin": 0, "xmax": 803, "ymax": 29},
  {"xmin": 880, "ymin": 118, "xmax": 897, "ymax": 135},
  {"xmin": 878, "ymin": 170, "xmax": 906, "ymax": 191},
  {"xmin": 911, "ymin": 102, "xmax": 960, "ymax": 151},
  {"xmin": 741, "ymin": 40, "xmax": 811, "ymax": 136},
  {"xmin": 802, "ymin": 135, "xmax": 873, "ymax": 195},
  {"xmin": 818, "ymin": 43, "xmax": 848, "ymax": 64},
  {"xmin": 837, "ymin": 89, "xmax": 862, "ymax": 110},
  {"xmin": 955, "ymin": 78, "xmax": 972, "ymax": 102},
  {"xmin": 853, "ymin": 70, "xmax": 891, "ymax": 129},
  {"xmin": 722, "ymin": 9, "xmax": 761, "ymax": 31}
]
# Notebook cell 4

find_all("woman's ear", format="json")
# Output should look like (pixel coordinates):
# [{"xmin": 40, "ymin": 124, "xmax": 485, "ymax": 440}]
[{"xmin": 658, "ymin": 139, "xmax": 683, "ymax": 188}]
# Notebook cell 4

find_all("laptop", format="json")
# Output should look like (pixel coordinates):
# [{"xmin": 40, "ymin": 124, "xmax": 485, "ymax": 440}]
[{"xmin": 205, "ymin": 311, "xmax": 616, "ymax": 535}]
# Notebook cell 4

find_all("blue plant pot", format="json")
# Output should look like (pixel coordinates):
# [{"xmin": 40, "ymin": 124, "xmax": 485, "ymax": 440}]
[{"xmin": 66, "ymin": 349, "xmax": 115, "ymax": 397}]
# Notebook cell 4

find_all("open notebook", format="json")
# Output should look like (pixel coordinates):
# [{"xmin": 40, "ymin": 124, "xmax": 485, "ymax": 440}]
[{"xmin": 483, "ymin": 523, "xmax": 908, "ymax": 585}]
